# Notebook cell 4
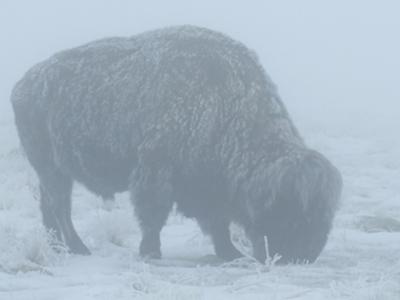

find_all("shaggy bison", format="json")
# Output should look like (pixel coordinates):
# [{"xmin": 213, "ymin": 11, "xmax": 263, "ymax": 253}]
[{"xmin": 11, "ymin": 25, "xmax": 342, "ymax": 264}]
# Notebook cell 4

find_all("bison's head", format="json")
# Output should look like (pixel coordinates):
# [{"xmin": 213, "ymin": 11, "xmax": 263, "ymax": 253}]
[{"xmin": 246, "ymin": 149, "xmax": 342, "ymax": 264}]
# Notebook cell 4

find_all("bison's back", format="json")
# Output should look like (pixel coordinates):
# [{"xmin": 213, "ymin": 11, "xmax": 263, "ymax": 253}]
[{"xmin": 11, "ymin": 25, "xmax": 296, "ymax": 196}]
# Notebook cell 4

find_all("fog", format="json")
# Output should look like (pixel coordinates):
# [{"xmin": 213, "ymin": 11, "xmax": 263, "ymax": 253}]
[
  {"xmin": 1, "ymin": 0, "xmax": 399, "ymax": 137},
  {"xmin": 1, "ymin": 2, "xmax": 400, "ymax": 299}
]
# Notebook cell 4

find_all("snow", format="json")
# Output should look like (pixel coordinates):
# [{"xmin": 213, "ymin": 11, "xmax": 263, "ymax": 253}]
[{"xmin": 0, "ymin": 107, "xmax": 399, "ymax": 299}]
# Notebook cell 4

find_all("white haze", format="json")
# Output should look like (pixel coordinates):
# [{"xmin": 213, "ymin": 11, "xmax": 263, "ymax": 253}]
[
  {"xmin": 1, "ymin": 1, "xmax": 400, "ymax": 300},
  {"xmin": 1, "ymin": 0, "xmax": 400, "ymax": 136}
]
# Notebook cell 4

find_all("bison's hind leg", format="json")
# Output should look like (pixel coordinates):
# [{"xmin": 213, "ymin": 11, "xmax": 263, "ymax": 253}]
[
  {"xmin": 13, "ymin": 101, "xmax": 90, "ymax": 255},
  {"xmin": 39, "ymin": 169, "xmax": 90, "ymax": 255}
]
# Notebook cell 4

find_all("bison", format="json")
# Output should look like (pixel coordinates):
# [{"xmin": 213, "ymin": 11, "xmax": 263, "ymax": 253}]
[{"xmin": 11, "ymin": 25, "xmax": 342, "ymax": 264}]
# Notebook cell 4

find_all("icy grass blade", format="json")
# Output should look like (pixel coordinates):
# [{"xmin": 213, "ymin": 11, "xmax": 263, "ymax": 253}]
[
  {"xmin": 228, "ymin": 225, "xmax": 280, "ymax": 273},
  {"xmin": 0, "ymin": 225, "xmax": 68, "ymax": 275}
]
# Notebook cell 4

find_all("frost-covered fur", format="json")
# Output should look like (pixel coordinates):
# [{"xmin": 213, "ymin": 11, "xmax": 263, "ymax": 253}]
[{"xmin": 11, "ymin": 25, "xmax": 342, "ymax": 263}]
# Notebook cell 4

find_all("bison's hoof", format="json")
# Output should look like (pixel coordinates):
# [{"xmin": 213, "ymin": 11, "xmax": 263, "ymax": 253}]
[
  {"xmin": 69, "ymin": 242, "xmax": 91, "ymax": 256},
  {"xmin": 140, "ymin": 250, "xmax": 162, "ymax": 260},
  {"xmin": 139, "ymin": 237, "xmax": 161, "ymax": 259},
  {"xmin": 216, "ymin": 250, "xmax": 243, "ymax": 262},
  {"xmin": 72, "ymin": 247, "xmax": 91, "ymax": 256}
]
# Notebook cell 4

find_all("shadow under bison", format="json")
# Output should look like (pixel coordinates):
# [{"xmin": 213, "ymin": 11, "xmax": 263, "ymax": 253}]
[{"xmin": 11, "ymin": 25, "xmax": 342, "ymax": 264}]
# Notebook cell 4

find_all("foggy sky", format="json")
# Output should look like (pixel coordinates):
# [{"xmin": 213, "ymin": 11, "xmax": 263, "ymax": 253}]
[{"xmin": 1, "ymin": 0, "xmax": 399, "ymax": 137}]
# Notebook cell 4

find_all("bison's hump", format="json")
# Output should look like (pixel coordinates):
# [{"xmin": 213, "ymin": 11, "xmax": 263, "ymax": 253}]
[
  {"xmin": 15, "ymin": 25, "xmax": 264, "ymax": 86},
  {"xmin": 11, "ymin": 25, "xmax": 301, "ymax": 170}
]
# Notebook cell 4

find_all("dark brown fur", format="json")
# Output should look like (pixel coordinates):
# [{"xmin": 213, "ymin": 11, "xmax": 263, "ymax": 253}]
[{"xmin": 11, "ymin": 25, "xmax": 342, "ymax": 263}]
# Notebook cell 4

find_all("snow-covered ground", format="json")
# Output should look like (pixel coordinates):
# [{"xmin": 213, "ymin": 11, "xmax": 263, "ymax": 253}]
[{"xmin": 0, "ymin": 105, "xmax": 399, "ymax": 300}]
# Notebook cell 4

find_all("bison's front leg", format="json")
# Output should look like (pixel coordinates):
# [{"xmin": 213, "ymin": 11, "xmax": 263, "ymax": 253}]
[
  {"xmin": 131, "ymin": 165, "xmax": 174, "ymax": 259},
  {"xmin": 198, "ymin": 219, "xmax": 242, "ymax": 261}
]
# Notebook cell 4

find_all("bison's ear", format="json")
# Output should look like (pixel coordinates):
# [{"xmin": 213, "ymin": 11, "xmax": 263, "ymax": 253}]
[
  {"xmin": 242, "ymin": 156, "xmax": 293, "ymax": 219},
  {"xmin": 292, "ymin": 150, "xmax": 342, "ymax": 214},
  {"xmin": 243, "ymin": 150, "xmax": 342, "ymax": 221},
  {"xmin": 275, "ymin": 150, "xmax": 342, "ymax": 214}
]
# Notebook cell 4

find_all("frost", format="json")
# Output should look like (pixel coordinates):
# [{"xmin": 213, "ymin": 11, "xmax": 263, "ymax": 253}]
[
  {"xmin": 3, "ymin": 25, "xmax": 400, "ymax": 300},
  {"xmin": 1, "ymin": 120, "xmax": 400, "ymax": 300}
]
